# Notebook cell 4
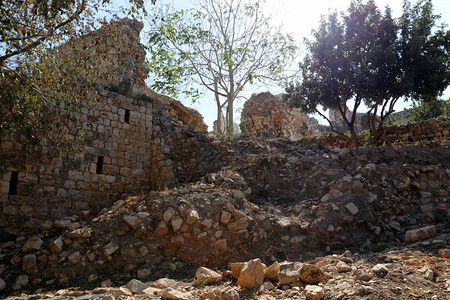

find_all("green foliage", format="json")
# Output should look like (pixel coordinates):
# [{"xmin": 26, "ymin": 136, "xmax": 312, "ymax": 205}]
[
  {"xmin": 286, "ymin": 0, "xmax": 449, "ymax": 146},
  {"xmin": 408, "ymin": 99, "xmax": 450, "ymax": 122},
  {"xmin": 146, "ymin": 0, "xmax": 297, "ymax": 136}
]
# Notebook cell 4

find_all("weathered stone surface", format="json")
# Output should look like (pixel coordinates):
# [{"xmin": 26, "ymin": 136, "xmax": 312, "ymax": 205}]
[
  {"xmin": 299, "ymin": 264, "xmax": 327, "ymax": 284},
  {"xmin": 123, "ymin": 215, "xmax": 141, "ymax": 230},
  {"xmin": 303, "ymin": 285, "xmax": 325, "ymax": 300},
  {"xmin": 278, "ymin": 262, "xmax": 300, "ymax": 285},
  {"xmin": 186, "ymin": 209, "xmax": 199, "ymax": 224},
  {"xmin": 371, "ymin": 264, "xmax": 388, "ymax": 273},
  {"xmin": 155, "ymin": 221, "xmax": 169, "ymax": 236},
  {"xmin": 227, "ymin": 218, "xmax": 248, "ymax": 232},
  {"xmin": 345, "ymin": 202, "xmax": 359, "ymax": 215},
  {"xmin": 405, "ymin": 225, "xmax": 437, "ymax": 242},
  {"xmin": 126, "ymin": 279, "xmax": 149, "ymax": 294},
  {"xmin": 142, "ymin": 287, "xmax": 162, "ymax": 297},
  {"xmin": 22, "ymin": 237, "xmax": 43, "ymax": 253},
  {"xmin": 237, "ymin": 258, "xmax": 265, "ymax": 289},
  {"xmin": 221, "ymin": 211, "xmax": 232, "ymax": 225},
  {"xmin": 163, "ymin": 208, "xmax": 176, "ymax": 222},
  {"xmin": 171, "ymin": 217, "xmax": 183, "ymax": 232},
  {"xmin": 193, "ymin": 267, "xmax": 222, "ymax": 286},
  {"xmin": 161, "ymin": 288, "xmax": 191, "ymax": 300},
  {"xmin": 22, "ymin": 254, "xmax": 36, "ymax": 271},
  {"xmin": 68, "ymin": 251, "xmax": 81, "ymax": 264},
  {"xmin": 137, "ymin": 268, "xmax": 151, "ymax": 280},
  {"xmin": 230, "ymin": 262, "xmax": 245, "ymax": 279},
  {"xmin": 336, "ymin": 261, "xmax": 350, "ymax": 272},
  {"xmin": 264, "ymin": 261, "xmax": 280, "ymax": 280},
  {"xmin": 103, "ymin": 243, "xmax": 119, "ymax": 256},
  {"xmin": 15, "ymin": 274, "xmax": 29, "ymax": 287},
  {"xmin": 150, "ymin": 278, "xmax": 178, "ymax": 289}
]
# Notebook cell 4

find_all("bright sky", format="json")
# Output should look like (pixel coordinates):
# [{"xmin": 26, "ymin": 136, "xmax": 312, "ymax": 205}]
[{"xmin": 146, "ymin": 0, "xmax": 450, "ymax": 130}]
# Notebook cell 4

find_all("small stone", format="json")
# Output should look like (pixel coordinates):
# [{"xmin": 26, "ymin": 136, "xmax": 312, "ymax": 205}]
[
  {"xmin": 438, "ymin": 248, "xmax": 450, "ymax": 258},
  {"xmin": 291, "ymin": 235, "xmax": 307, "ymax": 245},
  {"xmin": 171, "ymin": 217, "xmax": 183, "ymax": 232},
  {"xmin": 355, "ymin": 272, "xmax": 373, "ymax": 282},
  {"xmin": 142, "ymin": 287, "xmax": 162, "ymax": 297},
  {"xmin": 424, "ymin": 269, "xmax": 434, "ymax": 280},
  {"xmin": 22, "ymin": 237, "xmax": 43, "ymax": 253},
  {"xmin": 193, "ymin": 267, "xmax": 222, "ymax": 286},
  {"xmin": 88, "ymin": 275, "xmax": 97, "ymax": 283},
  {"xmin": 336, "ymin": 261, "xmax": 350, "ymax": 272},
  {"xmin": 123, "ymin": 215, "xmax": 142, "ymax": 230},
  {"xmin": 67, "ymin": 222, "xmax": 80, "ymax": 230},
  {"xmin": 68, "ymin": 251, "xmax": 81, "ymax": 264},
  {"xmin": 345, "ymin": 202, "xmax": 359, "ymax": 215},
  {"xmin": 303, "ymin": 285, "xmax": 324, "ymax": 300},
  {"xmin": 237, "ymin": 258, "xmax": 265, "ymax": 289},
  {"xmin": 230, "ymin": 262, "xmax": 245, "ymax": 279},
  {"xmin": 264, "ymin": 261, "xmax": 280, "ymax": 280},
  {"xmin": 161, "ymin": 288, "xmax": 191, "ymax": 300},
  {"xmin": 137, "ymin": 268, "xmax": 151, "ymax": 280},
  {"xmin": 113, "ymin": 287, "xmax": 132, "ymax": 297},
  {"xmin": 150, "ymin": 278, "xmax": 178, "ymax": 289},
  {"xmin": 103, "ymin": 243, "xmax": 119, "ymax": 256},
  {"xmin": 22, "ymin": 254, "xmax": 37, "ymax": 270},
  {"xmin": 126, "ymin": 279, "xmax": 148, "ymax": 294},
  {"xmin": 163, "ymin": 208, "xmax": 176, "ymax": 222},
  {"xmin": 154, "ymin": 221, "xmax": 169, "ymax": 236},
  {"xmin": 227, "ymin": 218, "xmax": 248, "ymax": 232},
  {"xmin": 101, "ymin": 279, "xmax": 112, "ymax": 287},
  {"xmin": 371, "ymin": 264, "xmax": 388, "ymax": 273},
  {"xmin": 186, "ymin": 209, "xmax": 199, "ymax": 224},
  {"xmin": 221, "ymin": 211, "xmax": 232, "ymax": 225},
  {"xmin": 300, "ymin": 263, "xmax": 328, "ymax": 284},
  {"xmin": 49, "ymin": 236, "xmax": 64, "ymax": 253},
  {"xmin": 15, "ymin": 274, "xmax": 29, "ymax": 287},
  {"xmin": 405, "ymin": 225, "xmax": 437, "ymax": 242},
  {"xmin": 232, "ymin": 190, "xmax": 245, "ymax": 199},
  {"xmin": 40, "ymin": 221, "xmax": 53, "ymax": 232},
  {"xmin": 278, "ymin": 262, "xmax": 300, "ymax": 285}
]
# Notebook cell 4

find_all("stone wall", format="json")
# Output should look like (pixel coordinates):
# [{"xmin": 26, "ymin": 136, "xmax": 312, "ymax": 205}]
[
  {"xmin": 385, "ymin": 116, "xmax": 450, "ymax": 143},
  {"xmin": 240, "ymin": 92, "xmax": 328, "ymax": 139},
  {"xmin": 0, "ymin": 19, "xmax": 228, "ymax": 233}
]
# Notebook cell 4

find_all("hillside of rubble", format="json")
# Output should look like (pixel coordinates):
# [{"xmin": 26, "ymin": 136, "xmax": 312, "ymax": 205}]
[{"xmin": 1, "ymin": 134, "xmax": 449, "ymax": 299}]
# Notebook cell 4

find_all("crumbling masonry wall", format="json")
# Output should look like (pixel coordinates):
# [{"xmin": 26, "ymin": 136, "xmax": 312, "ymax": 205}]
[{"xmin": 0, "ymin": 19, "xmax": 228, "ymax": 233}]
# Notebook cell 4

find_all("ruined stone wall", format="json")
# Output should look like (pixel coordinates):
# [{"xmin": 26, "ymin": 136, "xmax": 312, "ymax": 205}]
[
  {"xmin": 240, "ymin": 92, "xmax": 328, "ymax": 139},
  {"xmin": 0, "ymin": 19, "xmax": 228, "ymax": 233},
  {"xmin": 385, "ymin": 116, "xmax": 450, "ymax": 143}
]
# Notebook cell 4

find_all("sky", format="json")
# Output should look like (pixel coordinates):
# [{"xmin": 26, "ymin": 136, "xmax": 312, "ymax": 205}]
[{"xmin": 143, "ymin": 0, "xmax": 450, "ymax": 130}]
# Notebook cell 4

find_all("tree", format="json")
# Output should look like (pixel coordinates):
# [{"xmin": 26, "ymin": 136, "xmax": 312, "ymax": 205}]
[
  {"xmin": 408, "ymin": 98, "xmax": 450, "ymax": 122},
  {"xmin": 286, "ymin": 0, "xmax": 449, "ymax": 146},
  {"xmin": 1, "ymin": 1, "xmax": 152, "ymax": 154},
  {"xmin": 146, "ymin": 0, "xmax": 297, "ymax": 136}
]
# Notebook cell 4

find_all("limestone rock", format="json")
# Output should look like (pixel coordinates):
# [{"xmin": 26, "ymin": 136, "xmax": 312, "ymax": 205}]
[
  {"xmin": 345, "ymin": 202, "xmax": 359, "ymax": 215},
  {"xmin": 303, "ymin": 285, "xmax": 325, "ymax": 300},
  {"xmin": 264, "ymin": 261, "xmax": 280, "ymax": 280},
  {"xmin": 371, "ymin": 264, "xmax": 388, "ymax": 273},
  {"xmin": 163, "ymin": 208, "xmax": 176, "ymax": 222},
  {"xmin": 126, "ymin": 279, "xmax": 148, "ymax": 294},
  {"xmin": 237, "ymin": 258, "xmax": 265, "ymax": 289},
  {"xmin": 193, "ymin": 267, "xmax": 222, "ymax": 286},
  {"xmin": 227, "ymin": 218, "xmax": 248, "ymax": 232},
  {"xmin": 230, "ymin": 262, "xmax": 245, "ymax": 279},
  {"xmin": 161, "ymin": 288, "xmax": 191, "ymax": 300},
  {"xmin": 22, "ymin": 237, "xmax": 43, "ymax": 253},
  {"xmin": 336, "ymin": 261, "xmax": 350, "ymax": 272},
  {"xmin": 68, "ymin": 251, "xmax": 81, "ymax": 264},
  {"xmin": 123, "ymin": 215, "xmax": 142, "ymax": 230},
  {"xmin": 103, "ymin": 243, "xmax": 119, "ymax": 256},
  {"xmin": 186, "ymin": 209, "xmax": 199, "ymax": 224},
  {"xmin": 405, "ymin": 225, "xmax": 437, "ymax": 242},
  {"xmin": 150, "ymin": 278, "xmax": 178, "ymax": 289},
  {"xmin": 49, "ymin": 236, "xmax": 64, "ymax": 253},
  {"xmin": 278, "ymin": 262, "xmax": 300, "ymax": 285},
  {"xmin": 142, "ymin": 287, "xmax": 162, "ymax": 297},
  {"xmin": 299, "ymin": 264, "xmax": 327, "ymax": 284},
  {"xmin": 171, "ymin": 217, "xmax": 183, "ymax": 232},
  {"xmin": 155, "ymin": 221, "xmax": 169, "ymax": 236},
  {"xmin": 22, "ymin": 254, "xmax": 36, "ymax": 270}
]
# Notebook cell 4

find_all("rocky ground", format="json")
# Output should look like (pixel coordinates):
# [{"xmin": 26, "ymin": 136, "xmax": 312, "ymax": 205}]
[{"xmin": 1, "ymin": 138, "xmax": 449, "ymax": 299}]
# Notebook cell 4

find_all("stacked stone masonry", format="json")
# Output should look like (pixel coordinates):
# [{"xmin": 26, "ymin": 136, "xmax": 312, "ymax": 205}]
[{"xmin": 0, "ymin": 19, "xmax": 229, "ymax": 233}]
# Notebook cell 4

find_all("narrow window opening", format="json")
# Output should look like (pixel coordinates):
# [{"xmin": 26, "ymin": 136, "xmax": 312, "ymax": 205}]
[
  {"xmin": 8, "ymin": 171, "xmax": 18, "ymax": 195},
  {"xmin": 124, "ymin": 109, "xmax": 130, "ymax": 124},
  {"xmin": 96, "ymin": 156, "xmax": 104, "ymax": 174}
]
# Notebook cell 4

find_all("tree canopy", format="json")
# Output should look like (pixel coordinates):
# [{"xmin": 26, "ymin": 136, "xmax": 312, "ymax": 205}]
[
  {"xmin": 146, "ymin": 0, "xmax": 297, "ymax": 136},
  {"xmin": 286, "ymin": 0, "xmax": 450, "ymax": 146}
]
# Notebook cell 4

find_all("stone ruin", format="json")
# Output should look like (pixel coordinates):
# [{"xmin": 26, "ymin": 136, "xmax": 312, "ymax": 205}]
[
  {"xmin": 0, "ymin": 18, "xmax": 229, "ymax": 233},
  {"xmin": 240, "ymin": 92, "xmax": 328, "ymax": 140}
]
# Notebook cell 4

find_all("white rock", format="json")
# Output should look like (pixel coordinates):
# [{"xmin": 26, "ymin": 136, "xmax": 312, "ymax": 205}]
[
  {"xmin": 371, "ymin": 264, "xmax": 388, "ymax": 273},
  {"xmin": 345, "ymin": 202, "xmax": 359, "ymax": 215},
  {"xmin": 161, "ymin": 288, "xmax": 191, "ymax": 300},
  {"xmin": 193, "ymin": 267, "xmax": 222, "ymax": 286},
  {"xmin": 186, "ymin": 209, "xmax": 199, "ymax": 224},
  {"xmin": 126, "ymin": 279, "xmax": 148, "ymax": 294},
  {"xmin": 303, "ymin": 285, "xmax": 324, "ymax": 300},
  {"xmin": 237, "ymin": 258, "xmax": 265, "ymax": 289}
]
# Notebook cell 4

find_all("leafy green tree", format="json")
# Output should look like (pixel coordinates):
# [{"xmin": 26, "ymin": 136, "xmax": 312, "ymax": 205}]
[
  {"xmin": 286, "ymin": 0, "xmax": 449, "ymax": 146},
  {"xmin": 146, "ymin": 0, "xmax": 297, "ymax": 136},
  {"xmin": 408, "ymin": 98, "xmax": 450, "ymax": 122}
]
